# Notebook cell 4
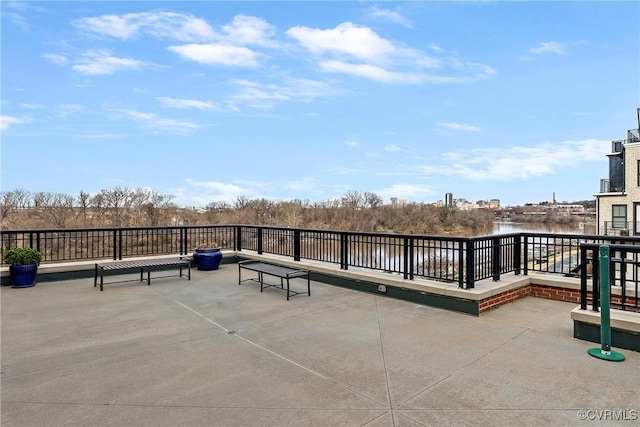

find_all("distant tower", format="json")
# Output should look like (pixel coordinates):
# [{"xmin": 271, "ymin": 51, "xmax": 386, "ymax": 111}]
[
  {"xmin": 445, "ymin": 193, "xmax": 453, "ymax": 207},
  {"xmin": 552, "ymin": 192, "xmax": 556, "ymax": 204}
]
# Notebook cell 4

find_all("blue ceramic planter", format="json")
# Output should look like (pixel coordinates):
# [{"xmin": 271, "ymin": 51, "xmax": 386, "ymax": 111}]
[
  {"xmin": 10, "ymin": 264, "xmax": 38, "ymax": 288},
  {"xmin": 194, "ymin": 248, "xmax": 223, "ymax": 271}
]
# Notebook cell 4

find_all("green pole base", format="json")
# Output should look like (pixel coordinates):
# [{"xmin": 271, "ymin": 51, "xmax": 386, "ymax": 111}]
[{"xmin": 588, "ymin": 348, "xmax": 625, "ymax": 362}]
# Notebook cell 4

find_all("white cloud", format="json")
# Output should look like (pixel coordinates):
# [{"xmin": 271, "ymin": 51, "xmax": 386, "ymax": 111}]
[
  {"xmin": 167, "ymin": 44, "xmax": 260, "ymax": 67},
  {"xmin": 42, "ymin": 53, "xmax": 67, "ymax": 64},
  {"xmin": 439, "ymin": 122, "xmax": 480, "ymax": 132},
  {"xmin": 72, "ymin": 11, "xmax": 217, "ymax": 42},
  {"xmin": 369, "ymin": 6, "xmax": 412, "ymax": 28},
  {"xmin": 182, "ymin": 178, "xmax": 258, "ymax": 204},
  {"xmin": 221, "ymin": 15, "xmax": 277, "ymax": 47},
  {"xmin": 72, "ymin": 50, "xmax": 159, "ymax": 75},
  {"xmin": 384, "ymin": 145, "xmax": 402, "ymax": 152},
  {"xmin": 326, "ymin": 165, "xmax": 364, "ymax": 174},
  {"xmin": 376, "ymin": 183, "xmax": 436, "ymax": 201},
  {"xmin": 20, "ymin": 103, "xmax": 45, "ymax": 109},
  {"xmin": 320, "ymin": 61, "xmax": 425, "ymax": 84},
  {"xmin": 287, "ymin": 22, "xmax": 398, "ymax": 63},
  {"xmin": 422, "ymin": 139, "xmax": 607, "ymax": 181},
  {"xmin": 112, "ymin": 108, "xmax": 200, "ymax": 135},
  {"xmin": 230, "ymin": 78, "xmax": 346, "ymax": 109},
  {"xmin": 156, "ymin": 97, "xmax": 219, "ymax": 110},
  {"xmin": 345, "ymin": 141, "xmax": 359, "ymax": 148},
  {"xmin": 0, "ymin": 115, "xmax": 26, "ymax": 131},
  {"xmin": 55, "ymin": 104, "xmax": 84, "ymax": 118},
  {"xmin": 529, "ymin": 41, "xmax": 567, "ymax": 55},
  {"xmin": 287, "ymin": 22, "xmax": 495, "ymax": 85}
]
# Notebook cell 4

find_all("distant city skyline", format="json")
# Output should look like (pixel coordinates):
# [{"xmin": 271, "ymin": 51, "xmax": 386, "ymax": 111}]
[{"xmin": 1, "ymin": 1, "xmax": 638, "ymax": 207}]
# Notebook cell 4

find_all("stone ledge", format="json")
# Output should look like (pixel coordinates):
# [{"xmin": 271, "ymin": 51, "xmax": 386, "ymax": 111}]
[{"xmin": 571, "ymin": 306, "xmax": 640, "ymax": 333}]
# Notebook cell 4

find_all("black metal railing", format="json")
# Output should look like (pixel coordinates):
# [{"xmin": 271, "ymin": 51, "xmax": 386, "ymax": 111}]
[
  {"xmin": 3, "ymin": 225, "xmax": 640, "ymax": 290},
  {"xmin": 579, "ymin": 243, "xmax": 640, "ymax": 311}
]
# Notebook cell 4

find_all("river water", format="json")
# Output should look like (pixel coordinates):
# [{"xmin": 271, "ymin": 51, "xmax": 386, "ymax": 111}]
[{"xmin": 491, "ymin": 221, "xmax": 585, "ymax": 235}]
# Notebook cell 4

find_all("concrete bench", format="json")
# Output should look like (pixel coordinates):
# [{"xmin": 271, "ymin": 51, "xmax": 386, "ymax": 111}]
[
  {"xmin": 94, "ymin": 258, "xmax": 190, "ymax": 291},
  {"xmin": 238, "ymin": 260, "xmax": 310, "ymax": 300}
]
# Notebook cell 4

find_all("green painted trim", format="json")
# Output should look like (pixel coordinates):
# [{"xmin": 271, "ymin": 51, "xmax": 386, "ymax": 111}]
[
  {"xmin": 310, "ymin": 272, "xmax": 479, "ymax": 316},
  {"xmin": 573, "ymin": 321, "xmax": 640, "ymax": 352}
]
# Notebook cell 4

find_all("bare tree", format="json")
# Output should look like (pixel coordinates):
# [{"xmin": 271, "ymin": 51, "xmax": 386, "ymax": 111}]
[
  {"xmin": 0, "ymin": 189, "xmax": 32, "ymax": 227},
  {"xmin": 99, "ymin": 187, "xmax": 132, "ymax": 227}
]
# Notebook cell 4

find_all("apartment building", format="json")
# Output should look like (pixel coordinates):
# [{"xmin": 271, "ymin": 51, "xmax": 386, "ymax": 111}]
[{"xmin": 595, "ymin": 111, "xmax": 640, "ymax": 235}]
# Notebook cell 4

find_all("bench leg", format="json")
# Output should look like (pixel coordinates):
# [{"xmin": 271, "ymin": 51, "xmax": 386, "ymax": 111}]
[
  {"xmin": 147, "ymin": 270, "xmax": 151, "ymax": 285},
  {"xmin": 187, "ymin": 263, "xmax": 191, "ymax": 280},
  {"xmin": 286, "ymin": 278, "xmax": 290, "ymax": 301},
  {"xmin": 259, "ymin": 272, "xmax": 264, "ymax": 292},
  {"xmin": 307, "ymin": 274, "xmax": 310, "ymax": 297},
  {"xmin": 100, "ymin": 270, "xmax": 104, "ymax": 292}
]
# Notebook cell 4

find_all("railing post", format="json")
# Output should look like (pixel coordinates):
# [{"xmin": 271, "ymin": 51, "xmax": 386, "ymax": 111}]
[
  {"xmin": 465, "ymin": 239, "xmax": 475, "ymax": 289},
  {"xmin": 403, "ymin": 237, "xmax": 409, "ymax": 280},
  {"xmin": 592, "ymin": 251, "xmax": 600, "ymax": 312},
  {"xmin": 514, "ymin": 234, "xmax": 521, "ymax": 276},
  {"xmin": 458, "ymin": 244, "xmax": 464, "ymax": 289},
  {"xmin": 257, "ymin": 227, "xmax": 263, "ymax": 255},
  {"xmin": 588, "ymin": 244, "xmax": 625, "ymax": 361},
  {"xmin": 235, "ymin": 226, "xmax": 241, "ymax": 251},
  {"xmin": 523, "ymin": 235, "xmax": 529, "ymax": 276},
  {"xmin": 118, "ymin": 229, "xmax": 123, "ymax": 260},
  {"xmin": 293, "ymin": 230, "xmax": 301, "ymax": 261},
  {"xmin": 340, "ymin": 232, "xmax": 348, "ymax": 270},
  {"xmin": 409, "ymin": 237, "xmax": 414, "ymax": 280},
  {"xmin": 112, "ymin": 229, "xmax": 117, "ymax": 260},
  {"xmin": 492, "ymin": 236, "xmax": 500, "ymax": 281},
  {"xmin": 579, "ymin": 245, "xmax": 588, "ymax": 310},
  {"xmin": 35, "ymin": 232, "xmax": 41, "ymax": 255}
]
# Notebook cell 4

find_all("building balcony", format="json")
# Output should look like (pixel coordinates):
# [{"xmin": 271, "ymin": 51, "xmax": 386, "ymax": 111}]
[{"xmin": 598, "ymin": 178, "xmax": 624, "ymax": 194}]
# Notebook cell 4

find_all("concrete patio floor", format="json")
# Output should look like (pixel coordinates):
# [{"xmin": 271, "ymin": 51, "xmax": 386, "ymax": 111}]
[{"xmin": 1, "ymin": 264, "xmax": 638, "ymax": 426}]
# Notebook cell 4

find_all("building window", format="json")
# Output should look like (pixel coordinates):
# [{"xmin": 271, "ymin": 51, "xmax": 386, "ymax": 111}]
[{"xmin": 612, "ymin": 205, "xmax": 627, "ymax": 229}]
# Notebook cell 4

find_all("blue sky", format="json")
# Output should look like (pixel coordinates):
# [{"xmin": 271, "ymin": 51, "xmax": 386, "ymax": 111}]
[{"xmin": 1, "ymin": 1, "xmax": 638, "ymax": 208}]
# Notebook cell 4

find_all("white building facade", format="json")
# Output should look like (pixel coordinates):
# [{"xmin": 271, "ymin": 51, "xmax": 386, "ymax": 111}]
[{"xmin": 595, "ymin": 120, "xmax": 640, "ymax": 236}]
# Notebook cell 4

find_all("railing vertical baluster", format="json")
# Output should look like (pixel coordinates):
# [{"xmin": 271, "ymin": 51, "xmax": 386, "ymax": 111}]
[
  {"xmin": 235, "ymin": 226, "xmax": 242, "ymax": 251},
  {"xmin": 257, "ymin": 227, "xmax": 263, "ymax": 255}
]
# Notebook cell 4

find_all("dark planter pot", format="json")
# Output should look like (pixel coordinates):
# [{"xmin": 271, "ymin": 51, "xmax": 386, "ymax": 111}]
[
  {"xmin": 194, "ymin": 248, "xmax": 223, "ymax": 271},
  {"xmin": 10, "ymin": 264, "xmax": 38, "ymax": 288}
]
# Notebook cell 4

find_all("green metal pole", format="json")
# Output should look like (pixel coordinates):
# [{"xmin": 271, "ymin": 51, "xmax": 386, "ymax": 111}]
[{"xmin": 588, "ymin": 244, "xmax": 625, "ymax": 361}]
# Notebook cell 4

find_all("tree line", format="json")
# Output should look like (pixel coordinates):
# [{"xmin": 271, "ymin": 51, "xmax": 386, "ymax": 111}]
[{"xmin": 0, "ymin": 188, "xmax": 495, "ymax": 236}]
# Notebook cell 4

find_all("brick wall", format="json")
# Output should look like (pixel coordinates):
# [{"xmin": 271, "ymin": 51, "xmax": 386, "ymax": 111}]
[{"xmin": 479, "ymin": 283, "xmax": 639, "ymax": 314}]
